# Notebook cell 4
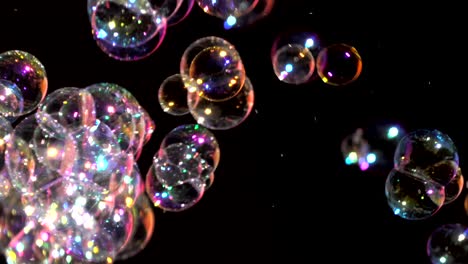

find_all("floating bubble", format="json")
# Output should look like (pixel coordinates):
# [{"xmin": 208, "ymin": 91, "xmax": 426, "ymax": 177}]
[
  {"xmin": 196, "ymin": 0, "xmax": 258, "ymax": 19},
  {"xmin": 180, "ymin": 36, "xmax": 245, "ymax": 101},
  {"xmin": 316, "ymin": 43, "xmax": 362, "ymax": 86},
  {"xmin": 341, "ymin": 128, "xmax": 371, "ymax": 171},
  {"xmin": 160, "ymin": 123, "xmax": 220, "ymax": 170},
  {"xmin": 158, "ymin": 74, "xmax": 189, "ymax": 116},
  {"xmin": 272, "ymin": 30, "xmax": 323, "ymax": 58},
  {"xmin": 272, "ymin": 44, "xmax": 315, "ymax": 85},
  {"xmin": 91, "ymin": 0, "xmax": 167, "ymax": 61},
  {"xmin": 0, "ymin": 79, "xmax": 24, "ymax": 117},
  {"xmin": 385, "ymin": 168, "xmax": 445, "ymax": 220},
  {"xmin": 0, "ymin": 50, "xmax": 48, "ymax": 117},
  {"xmin": 187, "ymin": 76, "xmax": 254, "ymax": 130},
  {"xmin": 394, "ymin": 129, "xmax": 459, "ymax": 186},
  {"xmin": 223, "ymin": 0, "xmax": 274, "ymax": 30},
  {"xmin": 444, "ymin": 168, "xmax": 464, "ymax": 205},
  {"xmin": 427, "ymin": 223, "xmax": 468, "ymax": 264},
  {"xmin": 145, "ymin": 164, "xmax": 205, "ymax": 212}
]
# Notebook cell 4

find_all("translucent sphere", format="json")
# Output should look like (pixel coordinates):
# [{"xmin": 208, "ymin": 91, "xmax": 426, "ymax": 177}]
[
  {"xmin": 316, "ymin": 43, "xmax": 362, "ymax": 86},
  {"xmin": 196, "ymin": 0, "xmax": 258, "ymax": 19},
  {"xmin": 385, "ymin": 169, "xmax": 445, "ymax": 220},
  {"xmin": 91, "ymin": 0, "xmax": 167, "ymax": 61},
  {"xmin": 189, "ymin": 45, "xmax": 245, "ymax": 101},
  {"xmin": 188, "ymin": 76, "xmax": 254, "ymax": 130},
  {"xmin": 272, "ymin": 44, "xmax": 315, "ymax": 85},
  {"xmin": 180, "ymin": 36, "xmax": 245, "ymax": 101},
  {"xmin": 427, "ymin": 224, "xmax": 468, "ymax": 264},
  {"xmin": 158, "ymin": 74, "xmax": 189, "ymax": 116},
  {"xmin": 0, "ymin": 50, "xmax": 48, "ymax": 117},
  {"xmin": 394, "ymin": 129, "xmax": 459, "ymax": 186}
]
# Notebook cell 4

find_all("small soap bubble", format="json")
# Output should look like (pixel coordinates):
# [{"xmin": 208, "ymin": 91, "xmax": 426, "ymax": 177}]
[
  {"xmin": 272, "ymin": 44, "xmax": 315, "ymax": 85},
  {"xmin": 427, "ymin": 223, "xmax": 468, "ymax": 264},
  {"xmin": 158, "ymin": 74, "xmax": 189, "ymax": 116},
  {"xmin": 316, "ymin": 43, "xmax": 362, "ymax": 86}
]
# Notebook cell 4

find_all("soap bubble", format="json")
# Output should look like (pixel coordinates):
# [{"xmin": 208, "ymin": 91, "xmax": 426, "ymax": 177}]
[
  {"xmin": 158, "ymin": 74, "xmax": 189, "ymax": 116},
  {"xmin": 316, "ymin": 43, "xmax": 362, "ymax": 86},
  {"xmin": 272, "ymin": 44, "xmax": 315, "ymax": 85},
  {"xmin": 0, "ymin": 50, "xmax": 48, "ymax": 117},
  {"xmin": 385, "ymin": 168, "xmax": 445, "ymax": 220},
  {"xmin": 427, "ymin": 223, "xmax": 468, "ymax": 264}
]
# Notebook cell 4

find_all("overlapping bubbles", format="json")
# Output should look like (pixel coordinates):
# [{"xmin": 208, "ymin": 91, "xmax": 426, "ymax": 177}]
[
  {"xmin": 385, "ymin": 129, "xmax": 464, "ymax": 221},
  {"xmin": 271, "ymin": 31, "xmax": 363, "ymax": 86},
  {"xmin": 87, "ymin": 0, "xmax": 196, "ymax": 61},
  {"xmin": 158, "ymin": 36, "xmax": 255, "ymax": 130}
]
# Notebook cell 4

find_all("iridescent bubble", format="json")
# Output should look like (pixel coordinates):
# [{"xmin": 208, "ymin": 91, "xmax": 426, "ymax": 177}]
[
  {"xmin": 385, "ymin": 168, "xmax": 445, "ymax": 220},
  {"xmin": 272, "ymin": 44, "xmax": 315, "ymax": 85},
  {"xmin": 394, "ymin": 129, "xmax": 459, "ymax": 186},
  {"xmin": 146, "ymin": 164, "xmax": 205, "ymax": 212},
  {"xmin": 0, "ymin": 79, "xmax": 24, "ymax": 117},
  {"xmin": 427, "ymin": 223, "xmax": 468, "ymax": 264},
  {"xmin": 35, "ymin": 87, "xmax": 96, "ymax": 136},
  {"xmin": 196, "ymin": 0, "xmax": 258, "ymax": 19},
  {"xmin": 189, "ymin": 45, "xmax": 245, "ymax": 101},
  {"xmin": 187, "ymin": 76, "xmax": 254, "ymax": 130},
  {"xmin": 444, "ymin": 168, "xmax": 464, "ymax": 205},
  {"xmin": 180, "ymin": 36, "xmax": 245, "ymax": 101},
  {"xmin": 158, "ymin": 74, "xmax": 189, "ymax": 116},
  {"xmin": 223, "ymin": 0, "xmax": 274, "ymax": 30},
  {"xmin": 316, "ymin": 43, "xmax": 362, "ymax": 86},
  {"xmin": 154, "ymin": 142, "xmax": 212, "ymax": 186},
  {"xmin": 0, "ymin": 50, "xmax": 48, "ymax": 116},
  {"xmin": 116, "ymin": 194, "xmax": 154, "ymax": 260},
  {"xmin": 160, "ymin": 123, "xmax": 220, "ymax": 170},
  {"xmin": 341, "ymin": 128, "xmax": 371, "ymax": 171},
  {"xmin": 153, "ymin": 0, "xmax": 195, "ymax": 26},
  {"xmin": 91, "ymin": 0, "xmax": 167, "ymax": 61}
]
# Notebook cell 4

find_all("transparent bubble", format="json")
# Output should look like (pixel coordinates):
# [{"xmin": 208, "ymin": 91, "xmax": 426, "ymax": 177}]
[
  {"xmin": 427, "ymin": 223, "xmax": 468, "ymax": 264},
  {"xmin": 316, "ymin": 43, "xmax": 362, "ymax": 86},
  {"xmin": 188, "ymin": 76, "xmax": 254, "ymax": 130},
  {"xmin": 160, "ymin": 123, "xmax": 220, "ymax": 170},
  {"xmin": 394, "ymin": 129, "xmax": 459, "ymax": 186},
  {"xmin": 196, "ymin": 0, "xmax": 258, "ymax": 19},
  {"xmin": 341, "ymin": 128, "xmax": 371, "ymax": 171},
  {"xmin": 91, "ymin": 0, "xmax": 167, "ymax": 61},
  {"xmin": 0, "ymin": 50, "xmax": 48, "ymax": 116},
  {"xmin": 116, "ymin": 194, "xmax": 155, "ymax": 261},
  {"xmin": 36, "ymin": 87, "xmax": 96, "ymax": 136},
  {"xmin": 180, "ymin": 36, "xmax": 245, "ymax": 100},
  {"xmin": 385, "ymin": 168, "xmax": 445, "ymax": 220},
  {"xmin": 158, "ymin": 74, "xmax": 189, "ymax": 116},
  {"xmin": 146, "ymin": 164, "xmax": 205, "ymax": 212},
  {"xmin": 272, "ymin": 44, "xmax": 315, "ymax": 85},
  {"xmin": 0, "ymin": 79, "xmax": 24, "ymax": 117},
  {"xmin": 223, "ymin": 0, "xmax": 274, "ymax": 30},
  {"xmin": 189, "ymin": 45, "xmax": 246, "ymax": 101},
  {"xmin": 444, "ymin": 168, "xmax": 464, "ymax": 205},
  {"xmin": 153, "ymin": 0, "xmax": 195, "ymax": 26},
  {"xmin": 154, "ymin": 143, "xmax": 212, "ymax": 186}
]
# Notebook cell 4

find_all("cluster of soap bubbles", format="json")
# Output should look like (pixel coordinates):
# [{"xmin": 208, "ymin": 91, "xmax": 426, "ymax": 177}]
[
  {"xmin": 195, "ymin": 0, "xmax": 275, "ymax": 30},
  {"xmin": 0, "ymin": 50, "xmax": 157, "ymax": 262},
  {"xmin": 427, "ymin": 223, "xmax": 468, "ymax": 264},
  {"xmin": 146, "ymin": 124, "xmax": 220, "ymax": 212},
  {"xmin": 158, "ymin": 36, "xmax": 254, "ymax": 130},
  {"xmin": 87, "ymin": 0, "xmax": 196, "ymax": 61},
  {"xmin": 271, "ymin": 31, "xmax": 363, "ymax": 86},
  {"xmin": 385, "ymin": 129, "xmax": 464, "ymax": 220},
  {"xmin": 341, "ymin": 124, "xmax": 405, "ymax": 171}
]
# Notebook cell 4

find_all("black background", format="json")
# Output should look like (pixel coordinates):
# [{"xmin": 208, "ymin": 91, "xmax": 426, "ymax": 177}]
[{"xmin": 1, "ymin": 1, "xmax": 467, "ymax": 263}]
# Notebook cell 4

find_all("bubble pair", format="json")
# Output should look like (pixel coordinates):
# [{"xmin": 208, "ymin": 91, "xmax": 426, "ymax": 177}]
[
  {"xmin": 158, "ymin": 36, "xmax": 255, "ymax": 130},
  {"xmin": 385, "ymin": 129, "xmax": 464, "ymax": 220}
]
